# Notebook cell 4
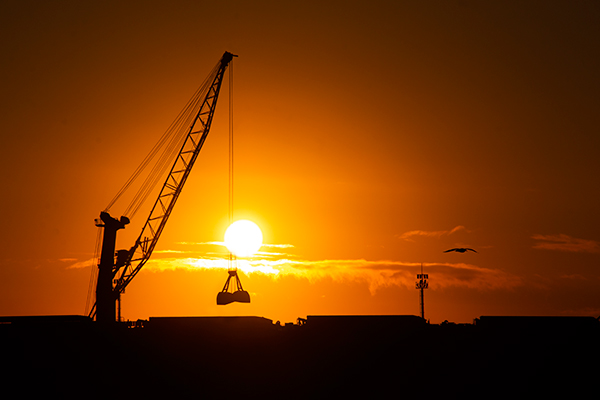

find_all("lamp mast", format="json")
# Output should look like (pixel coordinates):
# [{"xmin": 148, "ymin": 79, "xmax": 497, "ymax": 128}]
[{"xmin": 415, "ymin": 263, "xmax": 429, "ymax": 320}]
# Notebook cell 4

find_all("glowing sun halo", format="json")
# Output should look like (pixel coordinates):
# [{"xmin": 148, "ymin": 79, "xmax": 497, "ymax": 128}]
[{"xmin": 224, "ymin": 220, "xmax": 263, "ymax": 257}]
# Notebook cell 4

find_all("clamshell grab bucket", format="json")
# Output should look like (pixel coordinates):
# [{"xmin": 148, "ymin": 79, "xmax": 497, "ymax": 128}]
[
  {"xmin": 217, "ymin": 270, "xmax": 250, "ymax": 305},
  {"xmin": 217, "ymin": 290, "xmax": 251, "ymax": 305}
]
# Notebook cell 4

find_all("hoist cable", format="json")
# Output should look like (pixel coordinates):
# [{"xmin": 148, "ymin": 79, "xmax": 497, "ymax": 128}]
[
  {"xmin": 229, "ymin": 60, "xmax": 234, "ymax": 225},
  {"xmin": 104, "ymin": 62, "xmax": 220, "ymax": 219},
  {"xmin": 124, "ymin": 80, "xmax": 208, "ymax": 218},
  {"xmin": 228, "ymin": 58, "xmax": 235, "ymax": 271}
]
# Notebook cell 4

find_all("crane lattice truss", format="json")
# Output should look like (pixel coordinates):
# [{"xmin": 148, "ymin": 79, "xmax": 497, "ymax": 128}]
[{"xmin": 90, "ymin": 52, "xmax": 235, "ymax": 321}]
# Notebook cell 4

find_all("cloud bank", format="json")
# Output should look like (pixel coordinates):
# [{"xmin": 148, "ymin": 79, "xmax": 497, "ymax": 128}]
[
  {"xmin": 67, "ymin": 238, "xmax": 521, "ymax": 295},
  {"xmin": 398, "ymin": 226, "xmax": 467, "ymax": 242},
  {"xmin": 138, "ymin": 256, "xmax": 522, "ymax": 294},
  {"xmin": 532, "ymin": 234, "xmax": 600, "ymax": 253}
]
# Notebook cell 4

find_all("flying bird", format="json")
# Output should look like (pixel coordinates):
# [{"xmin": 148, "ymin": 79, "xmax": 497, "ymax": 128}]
[{"xmin": 444, "ymin": 248, "xmax": 477, "ymax": 253}]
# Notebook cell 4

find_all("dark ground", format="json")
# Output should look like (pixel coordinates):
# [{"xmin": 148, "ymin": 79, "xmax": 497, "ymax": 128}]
[{"xmin": 1, "ymin": 315, "xmax": 598, "ymax": 398}]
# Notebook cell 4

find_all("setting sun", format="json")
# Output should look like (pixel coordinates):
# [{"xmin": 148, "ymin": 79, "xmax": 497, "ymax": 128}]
[{"xmin": 224, "ymin": 220, "xmax": 263, "ymax": 258}]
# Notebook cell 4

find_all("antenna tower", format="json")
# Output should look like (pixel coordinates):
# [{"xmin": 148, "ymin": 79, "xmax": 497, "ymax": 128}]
[{"xmin": 415, "ymin": 263, "xmax": 428, "ymax": 320}]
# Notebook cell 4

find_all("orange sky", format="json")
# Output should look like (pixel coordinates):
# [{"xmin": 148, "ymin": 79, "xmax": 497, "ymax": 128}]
[{"xmin": 1, "ymin": 1, "xmax": 599, "ymax": 324}]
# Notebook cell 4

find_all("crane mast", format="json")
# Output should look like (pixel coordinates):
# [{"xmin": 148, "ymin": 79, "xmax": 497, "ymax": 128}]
[{"xmin": 92, "ymin": 52, "xmax": 236, "ymax": 323}]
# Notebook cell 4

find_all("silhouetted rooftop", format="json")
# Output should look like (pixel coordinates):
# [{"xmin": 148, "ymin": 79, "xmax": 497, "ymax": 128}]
[
  {"xmin": 476, "ymin": 315, "xmax": 599, "ymax": 332},
  {"xmin": 304, "ymin": 314, "xmax": 426, "ymax": 331},
  {"xmin": 0, "ymin": 315, "xmax": 93, "ymax": 326},
  {"xmin": 148, "ymin": 315, "xmax": 273, "ymax": 331},
  {"xmin": 2, "ymin": 314, "xmax": 598, "ymax": 397}
]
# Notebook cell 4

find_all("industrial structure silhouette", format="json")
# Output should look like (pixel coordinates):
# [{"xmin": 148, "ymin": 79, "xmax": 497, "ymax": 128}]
[{"xmin": 1, "ymin": 314, "xmax": 597, "ymax": 397}]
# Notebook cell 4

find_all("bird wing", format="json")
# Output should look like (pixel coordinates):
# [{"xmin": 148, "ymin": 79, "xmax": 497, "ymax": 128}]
[
  {"xmin": 444, "ymin": 248, "xmax": 457, "ymax": 252},
  {"xmin": 466, "ymin": 248, "xmax": 478, "ymax": 253}
]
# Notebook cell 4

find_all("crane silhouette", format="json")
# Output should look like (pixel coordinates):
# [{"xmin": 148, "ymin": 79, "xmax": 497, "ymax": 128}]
[{"xmin": 444, "ymin": 248, "xmax": 477, "ymax": 253}]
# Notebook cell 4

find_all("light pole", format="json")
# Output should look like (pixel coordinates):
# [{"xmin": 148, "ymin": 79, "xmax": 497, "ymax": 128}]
[{"xmin": 415, "ymin": 263, "xmax": 428, "ymax": 320}]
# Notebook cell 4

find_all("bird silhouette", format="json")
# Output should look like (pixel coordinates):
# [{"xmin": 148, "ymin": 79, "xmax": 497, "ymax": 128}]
[{"xmin": 444, "ymin": 248, "xmax": 477, "ymax": 253}]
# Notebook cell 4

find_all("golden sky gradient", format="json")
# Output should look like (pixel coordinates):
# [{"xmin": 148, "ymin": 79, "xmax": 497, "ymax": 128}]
[{"xmin": 1, "ymin": 1, "xmax": 599, "ymax": 323}]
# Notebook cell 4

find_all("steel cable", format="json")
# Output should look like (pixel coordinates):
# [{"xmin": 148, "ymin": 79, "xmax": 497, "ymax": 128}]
[{"xmin": 104, "ymin": 62, "xmax": 220, "ymax": 219}]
